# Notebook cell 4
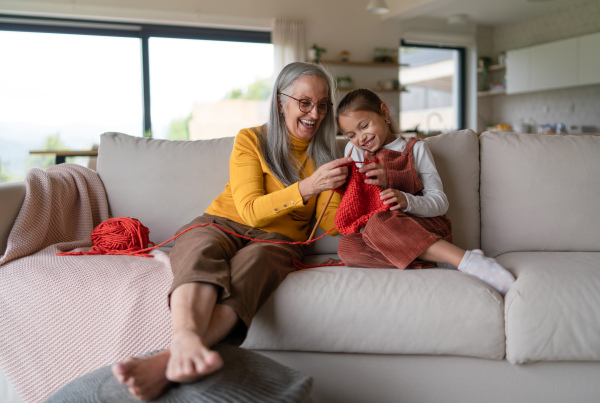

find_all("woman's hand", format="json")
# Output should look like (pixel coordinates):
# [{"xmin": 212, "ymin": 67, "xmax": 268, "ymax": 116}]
[
  {"xmin": 299, "ymin": 157, "xmax": 351, "ymax": 203},
  {"xmin": 359, "ymin": 152, "xmax": 387, "ymax": 189},
  {"xmin": 380, "ymin": 188, "xmax": 408, "ymax": 211}
]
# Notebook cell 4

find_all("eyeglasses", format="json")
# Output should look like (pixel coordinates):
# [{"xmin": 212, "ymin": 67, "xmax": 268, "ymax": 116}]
[{"xmin": 279, "ymin": 93, "xmax": 332, "ymax": 114}]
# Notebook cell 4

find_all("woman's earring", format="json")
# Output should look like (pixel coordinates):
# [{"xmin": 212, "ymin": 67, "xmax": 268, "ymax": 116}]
[{"xmin": 386, "ymin": 120, "xmax": 390, "ymax": 124}]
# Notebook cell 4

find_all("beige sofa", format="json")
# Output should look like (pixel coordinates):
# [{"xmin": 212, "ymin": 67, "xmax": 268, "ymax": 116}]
[{"xmin": 1, "ymin": 130, "xmax": 600, "ymax": 402}]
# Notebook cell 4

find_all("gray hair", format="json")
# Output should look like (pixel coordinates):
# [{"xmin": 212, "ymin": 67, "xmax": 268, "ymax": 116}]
[{"xmin": 255, "ymin": 62, "xmax": 339, "ymax": 187}]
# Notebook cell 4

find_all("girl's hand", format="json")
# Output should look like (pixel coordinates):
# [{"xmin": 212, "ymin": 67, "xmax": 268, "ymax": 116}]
[
  {"xmin": 299, "ymin": 157, "xmax": 351, "ymax": 203},
  {"xmin": 380, "ymin": 188, "xmax": 408, "ymax": 211},
  {"xmin": 359, "ymin": 152, "xmax": 387, "ymax": 189}
]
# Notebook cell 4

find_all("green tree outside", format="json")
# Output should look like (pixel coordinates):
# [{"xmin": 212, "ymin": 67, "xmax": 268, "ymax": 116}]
[
  {"xmin": 225, "ymin": 77, "xmax": 272, "ymax": 101},
  {"xmin": 167, "ymin": 113, "xmax": 192, "ymax": 141},
  {"xmin": 0, "ymin": 159, "xmax": 18, "ymax": 182},
  {"xmin": 225, "ymin": 88, "xmax": 243, "ymax": 99},
  {"xmin": 166, "ymin": 77, "xmax": 272, "ymax": 142},
  {"xmin": 245, "ymin": 77, "xmax": 272, "ymax": 100}
]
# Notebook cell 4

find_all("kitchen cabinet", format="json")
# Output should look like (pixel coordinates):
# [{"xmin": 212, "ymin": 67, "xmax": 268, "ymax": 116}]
[
  {"xmin": 506, "ymin": 34, "xmax": 600, "ymax": 94},
  {"xmin": 506, "ymin": 47, "xmax": 530, "ymax": 94},
  {"xmin": 530, "ymin": 38, "xmax": 578, "ymax": 92},
  {"xmin": 578, "ymin": 32, "xmax": 600, "ymax": 85}
]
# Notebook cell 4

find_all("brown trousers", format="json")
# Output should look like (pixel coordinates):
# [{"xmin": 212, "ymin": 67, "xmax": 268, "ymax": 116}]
[
  {"xmin": 168, "ymin": 214, "xmax": 305, "ymax": 327},
  {"xmin": 337, "ymin": 210, "xmax": 452, "ymax": 269}
]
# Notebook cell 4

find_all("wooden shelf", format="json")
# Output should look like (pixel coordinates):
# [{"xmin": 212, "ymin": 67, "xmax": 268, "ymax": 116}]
[
  {"xmin": 478, "ymin": 89, "xmax": 506, "ymax": 97},
  {"xmin": 317, "ymin": 60, "xmax": 407, "ymax": 67},
  {"xmin": 477, "ymin": 64, "xmax": 506, "ymax": 73},
  {"xmin": 337, "ymin": 88, "xmax": 407, "ymax": 93}
]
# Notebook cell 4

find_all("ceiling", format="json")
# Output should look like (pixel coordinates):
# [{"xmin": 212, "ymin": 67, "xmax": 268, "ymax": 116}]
[{"xmin": 384, "ymin": 0, "xmax": 595, "ymax": 25}]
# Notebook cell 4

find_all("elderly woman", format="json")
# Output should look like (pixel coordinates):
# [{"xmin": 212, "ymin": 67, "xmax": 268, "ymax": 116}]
[{"xmin": 111, "ymin": 62, "xmax": 350, "ymax": 400}]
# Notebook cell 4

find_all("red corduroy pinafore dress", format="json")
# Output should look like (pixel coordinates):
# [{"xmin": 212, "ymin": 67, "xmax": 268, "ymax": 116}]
[{"xmin": 337, "ymin": 138, "xmax": 452, "ymax": 269}]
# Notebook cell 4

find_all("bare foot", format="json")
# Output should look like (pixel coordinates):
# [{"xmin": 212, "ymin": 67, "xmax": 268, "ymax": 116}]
[
  {"xmin": 111, "ymin": 350, "xmax": 171, "ymax": 401},
  {"xmin": 166, "ymin": 329, "xmax": 223, "ymax": 383}
]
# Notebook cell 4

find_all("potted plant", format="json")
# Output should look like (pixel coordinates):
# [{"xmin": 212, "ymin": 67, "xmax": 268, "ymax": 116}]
[{"xmin": 308, "ymin": 43, "xmax": 327, "ymax": 63}]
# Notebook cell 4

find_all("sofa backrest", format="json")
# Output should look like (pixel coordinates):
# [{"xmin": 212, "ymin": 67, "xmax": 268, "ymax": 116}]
[
  {"xmin": 97, "ymin": 132, "xmax": 234, "ymax": 246},
  {"xmin": 480, "ymin": 131, "xmax": 600, "ymax": 256},
  {"xmin": 96, "ymin": 129, "xmax": 481, "ymax": 252},
  {"xmin": 422, "ymin": 129, "xmax": 481, "ymax": 251},
  {"xmin": 0, "ymin": 181, "xmax": 26, "ymax": 256}
]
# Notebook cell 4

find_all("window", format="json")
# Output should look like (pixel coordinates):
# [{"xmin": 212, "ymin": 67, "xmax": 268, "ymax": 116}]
[
  {"xmin": 0, "ymin": 30, "xmax": 142, "ymax": 182},
  {"xmin": 149, "ymin": 38, "xmax": 273, "ymax": 141},
  {"xmin": 0, "ymin": 16, "xmax": 272, "ymax": 183},
  {"xmin": 399, "ymin": 42, "xmax": 465, "ymax": 134}
]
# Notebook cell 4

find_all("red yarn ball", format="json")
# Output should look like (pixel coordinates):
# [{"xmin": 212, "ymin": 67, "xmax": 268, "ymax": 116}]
[{"xmin": 90, "ymin": 217, "xmax": 154, "ymax": 254}]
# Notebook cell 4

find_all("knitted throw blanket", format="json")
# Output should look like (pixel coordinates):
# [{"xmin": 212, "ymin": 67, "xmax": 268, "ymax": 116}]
[
  {"xmin": 334, "ymin": 158, "xmax": 390, "ymax": 234},
  {"xmin": 0, "ymin": 164, "xmax": 173, "ymax": 403}
]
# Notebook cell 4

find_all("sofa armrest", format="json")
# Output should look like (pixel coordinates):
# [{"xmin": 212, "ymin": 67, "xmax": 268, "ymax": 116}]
[{"xmin": 0, "ymin": 181, "xmax": 25, "ymax": 256}]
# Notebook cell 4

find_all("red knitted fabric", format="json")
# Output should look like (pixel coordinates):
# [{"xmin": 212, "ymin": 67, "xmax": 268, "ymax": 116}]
[
  {"xmin": 334, "ymin": 138, "xmax": 424, "ymax": 235},
  {"xmin": 334, "ymin": 158, "xmax": 390, "ymax": 234}
]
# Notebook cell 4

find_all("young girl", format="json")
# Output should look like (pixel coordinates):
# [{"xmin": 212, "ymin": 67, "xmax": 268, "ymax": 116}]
[{"xmin": 335, "ymin": 89, "xmax": 515, "ymax": 295}]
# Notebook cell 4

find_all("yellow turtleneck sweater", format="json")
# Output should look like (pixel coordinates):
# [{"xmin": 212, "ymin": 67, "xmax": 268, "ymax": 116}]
[{"xmin": 205, "ymin": 127, "xmax": 340, "ymax": 241}]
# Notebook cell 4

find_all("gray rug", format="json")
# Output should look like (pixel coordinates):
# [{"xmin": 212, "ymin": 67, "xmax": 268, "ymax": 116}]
[{"xmin": 44, "ymin": 345, "xmax": 313, "ymax": 403}]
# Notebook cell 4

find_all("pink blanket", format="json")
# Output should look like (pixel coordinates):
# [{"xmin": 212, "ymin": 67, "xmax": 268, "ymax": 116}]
[{"xmin": 0, "ymin": 164, "xmax": 173, "ymax": 402}]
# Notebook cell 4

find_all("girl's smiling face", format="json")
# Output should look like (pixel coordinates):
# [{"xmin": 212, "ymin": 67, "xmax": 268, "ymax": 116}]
[
  {"xmin": 279, "ymin": 75, "xmax": 329, "ymax": 141},
  {"xmin": 338, "ymin": 104, "xmax": 396, "ymax": 153}
]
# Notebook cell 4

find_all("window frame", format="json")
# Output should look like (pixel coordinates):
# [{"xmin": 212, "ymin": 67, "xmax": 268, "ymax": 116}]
[
  {"xmin": 400, "ymin": 39, "xmax": 466, "ymax": 130},
  {"xmin": 0, "ymin": 14, "xmax": 271, "ymax": 135}
]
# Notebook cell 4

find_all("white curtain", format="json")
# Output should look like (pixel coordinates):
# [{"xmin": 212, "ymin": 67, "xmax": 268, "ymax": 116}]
[{"xmin": 272, "ymin": 19, "xmax": 306, "ymax": 78}]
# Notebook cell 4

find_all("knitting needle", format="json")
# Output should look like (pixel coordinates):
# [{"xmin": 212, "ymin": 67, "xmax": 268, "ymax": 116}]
[{"xmin": 307, "ymin": 147, "xmax": 354, "ymax": 241}]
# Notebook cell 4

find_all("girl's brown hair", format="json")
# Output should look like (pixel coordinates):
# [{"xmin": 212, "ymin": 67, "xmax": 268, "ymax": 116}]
[{"xmin": 336, "ymin": 88, "xmax": 400, "ymax": 135}]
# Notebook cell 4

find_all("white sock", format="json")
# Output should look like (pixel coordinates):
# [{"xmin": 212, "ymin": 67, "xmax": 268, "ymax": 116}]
[
  {"xmin": 457, "ymin": 250, "xmax": 515, "ymax": 296},
  {"xmin": 437, "ymin": 250, "xmax": 482, "ymax": 269}
]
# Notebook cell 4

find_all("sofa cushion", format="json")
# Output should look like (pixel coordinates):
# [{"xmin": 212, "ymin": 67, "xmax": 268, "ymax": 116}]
[
  {"xmin": 242, "ymin": 259, "xmax": 506, "ymax": 360},
  {"xmin": 96, "ymin": 133, "xmax": 234, "ymax": 246},
  {"xmin": 499, "ymin": 252, "xmax": 600, "ymax": 364},
  {"xmin": 480, "ymin": 132, "xmax": 600, "ymax": 256}
]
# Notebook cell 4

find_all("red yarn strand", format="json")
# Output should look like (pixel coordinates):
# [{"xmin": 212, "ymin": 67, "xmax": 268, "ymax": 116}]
[
  {"xmin": 57, "ymin": 217, "xmax": 336, "ymax": 259},
  {"xmin": 292, "ymin": 259, "xmax": 345, "ymax": 270}
]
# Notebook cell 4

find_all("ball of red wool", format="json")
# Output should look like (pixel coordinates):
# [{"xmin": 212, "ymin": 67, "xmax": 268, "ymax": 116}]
[{"xmin": 90, "ymin": 217, "xmax": 152, "ymax": 253}]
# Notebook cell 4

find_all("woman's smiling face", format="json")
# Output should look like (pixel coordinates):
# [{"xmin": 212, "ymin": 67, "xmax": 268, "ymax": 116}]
[{"xmin": 279, "ymin": 75, "xmax": 329, "ymax": 141}]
